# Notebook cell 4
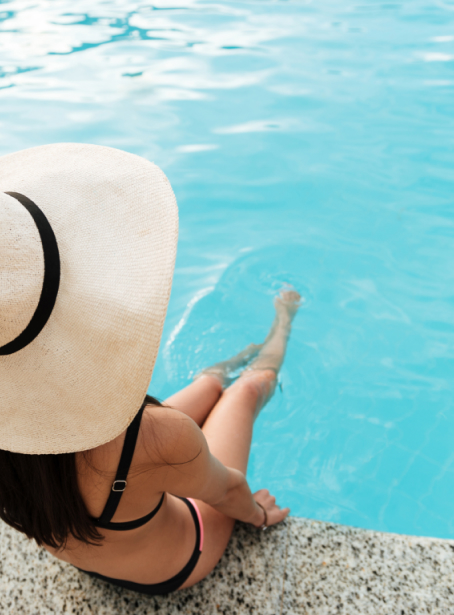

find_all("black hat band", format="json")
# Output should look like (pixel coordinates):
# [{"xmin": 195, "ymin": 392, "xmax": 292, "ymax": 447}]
[{"xmin": 0, "ymin": 192, "xmax": 60, "ymax": 356}]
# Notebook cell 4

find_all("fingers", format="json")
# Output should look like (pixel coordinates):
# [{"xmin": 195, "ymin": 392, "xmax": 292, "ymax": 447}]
[
  {"xmin": 252, "ymin": 489, "xmax": 290, "ymax": 528},
  {"xmin": 279, "ymin": 507, "xmax": 291, "ymax": 521}
]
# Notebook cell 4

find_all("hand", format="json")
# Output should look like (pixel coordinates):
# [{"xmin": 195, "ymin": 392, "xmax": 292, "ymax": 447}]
[{"xmin": 252, "ymin": 489, "xmax": 290, "ymax": 528}]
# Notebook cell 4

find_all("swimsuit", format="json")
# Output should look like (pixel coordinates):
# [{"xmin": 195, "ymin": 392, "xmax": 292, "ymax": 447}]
[{"xmin": 77, "ymin": 402, "xmax": 205, "ymax": 596}]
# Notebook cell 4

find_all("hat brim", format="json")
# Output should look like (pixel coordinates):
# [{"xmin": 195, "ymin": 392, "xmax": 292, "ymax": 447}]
[{"xmin": 0, "ymin": 143, "xmax": 178, "ymax": 454}]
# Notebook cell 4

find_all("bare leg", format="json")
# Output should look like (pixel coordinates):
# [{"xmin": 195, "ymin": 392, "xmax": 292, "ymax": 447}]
[
  {"xmin": 193, "ymin": 342, "xmax": 263, "ymax": 387},
  {"xmin": 240, "ymin": 289, "xmax": 302, "ymax": 414},
  {"xmin": 203, "ymin": 289, "xmax": 302, "ymax": 469},
  {"xmin": 164, "ymin": 375, "xmax": 223, "ymax": 427},
  {"xmin": 165, "ymin": 341, "xmax": 263, "ymax": 425},
  {"xmin": 181, "ymin": 289, "xmax": 302, "ymax": 588}
]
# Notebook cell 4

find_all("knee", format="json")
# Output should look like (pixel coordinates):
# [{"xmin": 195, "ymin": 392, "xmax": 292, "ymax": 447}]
[
  {"xmin": 197, "ymin": 373, "xmax": 223, "ymax": 397},
  {"xmin": 228, "ymin": 369, "xmax": 277, "ymax": 405}
]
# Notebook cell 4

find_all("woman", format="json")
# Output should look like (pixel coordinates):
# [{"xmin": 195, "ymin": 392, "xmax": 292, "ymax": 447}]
[{"xmin": 0, "ymin": 143, "xmax": 300, "ymax": 596}]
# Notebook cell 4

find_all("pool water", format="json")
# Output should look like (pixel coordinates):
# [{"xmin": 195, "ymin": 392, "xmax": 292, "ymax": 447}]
[{"xmin": 1, "ymin": 0, "xmax": 454, "ymax": 539}]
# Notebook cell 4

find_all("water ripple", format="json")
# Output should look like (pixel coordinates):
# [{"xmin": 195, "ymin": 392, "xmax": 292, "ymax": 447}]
[{"xmin": 2, "ymin": 0, "xmax": 454, "ymax": 539}]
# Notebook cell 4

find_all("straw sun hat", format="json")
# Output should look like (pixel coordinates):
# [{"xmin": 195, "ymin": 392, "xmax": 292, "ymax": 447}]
[{"xmin": 0, "ymin": 143, "xmax": 178, "ymax": 455}]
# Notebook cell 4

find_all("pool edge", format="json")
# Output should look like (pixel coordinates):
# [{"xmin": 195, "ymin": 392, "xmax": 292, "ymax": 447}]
[{"xmin": 0, "ymin": 517, "xmax": 452, "ymax": 614}]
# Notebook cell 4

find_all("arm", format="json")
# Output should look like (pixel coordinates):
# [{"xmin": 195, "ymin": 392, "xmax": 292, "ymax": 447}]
[{"xmin": 140, "ymin": 406, "xmax": 269, "ymax": 526}]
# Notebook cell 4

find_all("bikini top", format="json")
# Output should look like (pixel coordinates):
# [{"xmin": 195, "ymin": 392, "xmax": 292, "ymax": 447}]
[{"xmin": 91, "ymin": 402, "xmax": 165, "ymax": 531}]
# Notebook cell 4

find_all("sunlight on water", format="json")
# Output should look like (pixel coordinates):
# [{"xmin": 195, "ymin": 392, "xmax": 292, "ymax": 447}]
[{"xmin": 1, "ymin": 0, "xmax": 454, "ymax": 538}]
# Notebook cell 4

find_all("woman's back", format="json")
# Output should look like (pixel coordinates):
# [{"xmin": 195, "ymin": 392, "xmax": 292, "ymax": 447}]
[{"xmin": 46, "ymin": 405, "xmax": 199, "ymax": 586}]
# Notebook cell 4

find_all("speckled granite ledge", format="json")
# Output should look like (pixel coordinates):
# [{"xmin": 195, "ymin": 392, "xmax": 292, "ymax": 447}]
[{"xmin": 1, "ymin": 517, "xmax": 453, "ymax": 615}]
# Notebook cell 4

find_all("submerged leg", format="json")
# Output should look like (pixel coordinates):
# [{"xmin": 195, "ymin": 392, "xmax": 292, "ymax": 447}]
[
  {"xmin": 194, "ymin": 342, "xmax": 263, "ymax": 387},
  {"xmin": 204, "ymin": 288, "xmax": 301, "ymax": 471},
  {"xmin": 166, "ymin": 289, "xmax": 301, "ymax": 427},
  {"xmin": 238, "ymin": 288, "xmax": 302, "ymax": 414}
]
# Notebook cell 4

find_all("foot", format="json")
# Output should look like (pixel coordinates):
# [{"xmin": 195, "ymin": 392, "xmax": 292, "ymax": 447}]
[
  {"xmin": 236, "ymin": 287, "xmax": 302, "ymax": 415},
  {"xmin": 247, "ymin": 288, "xmax": 301, "ymax": 371},
  {"xmin": 274, "ymin": 288, "xmax": 302, "ymax": 321}
]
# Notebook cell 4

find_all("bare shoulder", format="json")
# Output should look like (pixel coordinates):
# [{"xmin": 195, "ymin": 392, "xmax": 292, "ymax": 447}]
[
  {"xmin": 137, "ymin": 403, "xmax": 205, "ymax": 468},
  {"xmin": 137, "ymin": 402, "xmax": 230, "ymax": 503}
]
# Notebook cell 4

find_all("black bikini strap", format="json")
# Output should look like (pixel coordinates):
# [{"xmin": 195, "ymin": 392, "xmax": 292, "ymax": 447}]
[
  {"xmin": 94, "ymin": 493, "xmax": 165, "ymax": 531},
  {"xmin": 96, "ymin": 403, "xmax": 146, "ymax": 525}
]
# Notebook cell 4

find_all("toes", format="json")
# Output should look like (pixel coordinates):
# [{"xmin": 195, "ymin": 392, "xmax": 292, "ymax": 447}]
[{"xmin": 279, "ymin": 289, "xmax": 301, "ymax": 304}]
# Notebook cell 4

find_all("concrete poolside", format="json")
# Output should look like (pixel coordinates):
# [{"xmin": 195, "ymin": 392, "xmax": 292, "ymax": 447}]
[{"xmin": 0, "ymin": 517, "xmax": 453, "ymax": 614}]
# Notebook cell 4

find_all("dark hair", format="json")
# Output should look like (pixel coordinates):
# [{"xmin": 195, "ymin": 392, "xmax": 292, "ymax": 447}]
[{"xmin": 0, "ymin": 394, "xmax": 162, "ymax": 550}]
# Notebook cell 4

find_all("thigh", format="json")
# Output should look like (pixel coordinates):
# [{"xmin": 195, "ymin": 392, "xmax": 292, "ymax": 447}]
[
  {"xmin": 178, "ymin": 499, "xmax": 235, "ymax": 589},
  {"xmin": 163, "ymin": 375, "xmax": 222, "ymax": 427}
]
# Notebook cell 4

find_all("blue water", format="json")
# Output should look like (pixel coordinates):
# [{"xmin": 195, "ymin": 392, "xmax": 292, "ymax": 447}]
[{"xmin": 1, "ymin": 0, "xmax": 454, "ymax": 539}]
